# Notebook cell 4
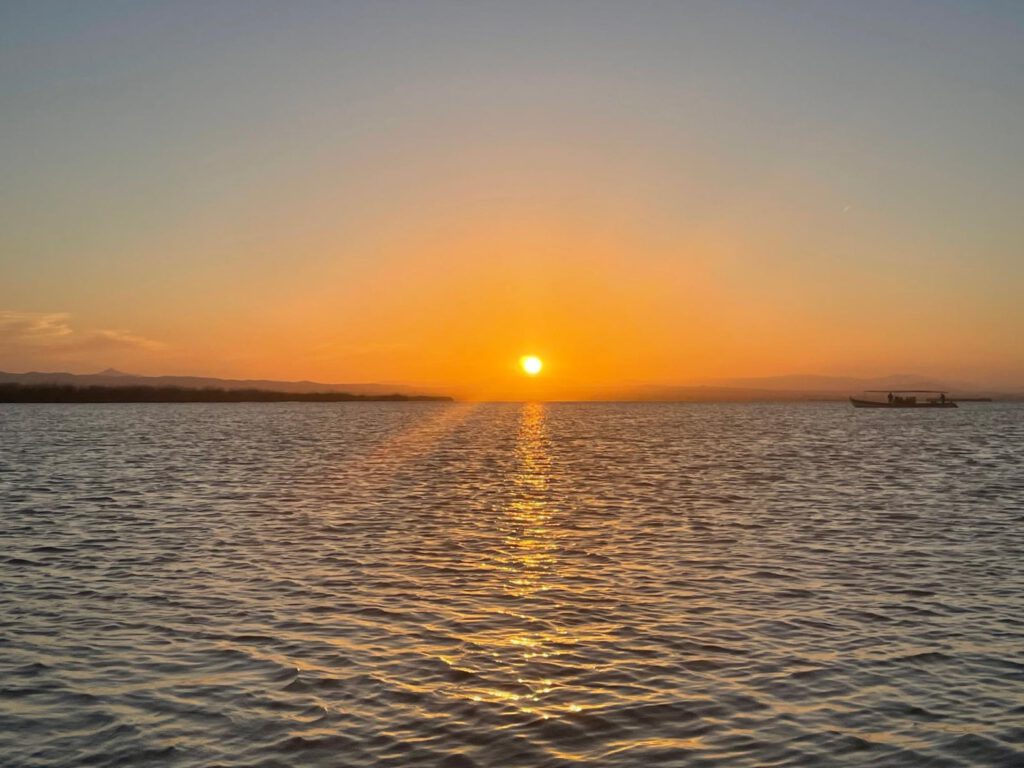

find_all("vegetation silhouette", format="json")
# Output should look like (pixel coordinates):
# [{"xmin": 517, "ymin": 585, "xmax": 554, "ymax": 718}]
[{"xmin": 0, "ymin": 384, "xmax": 451, "ymax": 403}]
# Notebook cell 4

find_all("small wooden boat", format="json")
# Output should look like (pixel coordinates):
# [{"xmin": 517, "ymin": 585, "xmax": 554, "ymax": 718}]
[{"xmin": 850, "ymin": 390, "xmax": 957, "ymax": 408}]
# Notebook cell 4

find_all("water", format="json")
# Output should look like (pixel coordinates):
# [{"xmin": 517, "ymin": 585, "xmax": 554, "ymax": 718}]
[{"xmin": 2, "ymin": 402, "xmax": 1023, "ymax": 767}]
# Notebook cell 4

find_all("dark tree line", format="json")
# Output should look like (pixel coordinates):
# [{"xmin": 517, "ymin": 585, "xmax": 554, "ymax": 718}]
[{"xmin": 0, "ymin": 384, "xmax": 451, "ymax": 403}]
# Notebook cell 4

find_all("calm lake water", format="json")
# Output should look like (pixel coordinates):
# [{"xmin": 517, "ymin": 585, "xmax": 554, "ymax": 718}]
[{"xmin": 2, "ymin": 402, "xmax": 1023, "ymax": 767}]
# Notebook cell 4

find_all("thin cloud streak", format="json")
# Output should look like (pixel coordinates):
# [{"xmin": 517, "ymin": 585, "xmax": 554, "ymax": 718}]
[{"xmin": 0, "ymin": 310, "xmax": 165, "ymax": 357}]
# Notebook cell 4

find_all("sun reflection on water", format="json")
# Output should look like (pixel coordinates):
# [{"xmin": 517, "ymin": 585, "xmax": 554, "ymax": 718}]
[
  {"xmin": 450, "ymin": 403, "xmax": 586, "ymax": 718},
  {"xmin": 504, "ymin": 402, "xmax": 554, "ymax": 599}
]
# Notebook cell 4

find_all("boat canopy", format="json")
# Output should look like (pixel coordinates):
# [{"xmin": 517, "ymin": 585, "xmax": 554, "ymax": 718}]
[{"xmin": 863, "ymin": 390, "xmax": 948, "ymax": 393}]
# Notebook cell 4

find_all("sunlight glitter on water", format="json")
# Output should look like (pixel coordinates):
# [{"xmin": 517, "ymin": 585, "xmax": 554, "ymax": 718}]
[
  {"xmin": 457, "ymin": 403, "xmax": 582, "ymax": 718},
  {"xmin": 2, "ymin": 402, "xmax": 1024, "ymax": 767}
]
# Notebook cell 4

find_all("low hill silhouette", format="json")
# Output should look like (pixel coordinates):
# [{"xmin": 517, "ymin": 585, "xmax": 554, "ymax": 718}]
[
  {"xmin": 0, "ymin": 384, "xmax": 451, "ymax": 403},
  {"xmin": 0, "ymin": 369, "xmax": 446, "ymax": 398}
]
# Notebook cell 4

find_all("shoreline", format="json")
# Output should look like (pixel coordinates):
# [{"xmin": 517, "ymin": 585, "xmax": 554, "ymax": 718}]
[{"xmin": 0, "ymin": 384, "xmax": 451, "ymax": 403}]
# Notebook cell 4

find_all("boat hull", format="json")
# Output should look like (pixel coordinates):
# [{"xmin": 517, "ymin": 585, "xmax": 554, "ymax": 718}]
[{"xmin": 849, "ymin": 397, "xmax": 957, "ymax": 409}]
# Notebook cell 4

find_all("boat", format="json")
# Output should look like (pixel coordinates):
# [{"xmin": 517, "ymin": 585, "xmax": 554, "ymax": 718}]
[{"xmin": 849, "ymin": 390, "xmax": 957, "ymax": 408}]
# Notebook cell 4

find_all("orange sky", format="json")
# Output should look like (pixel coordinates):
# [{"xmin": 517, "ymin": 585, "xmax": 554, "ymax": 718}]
[{"xmin": 2, "ymin": 4, "xmax": 1022, "ymax": 396}]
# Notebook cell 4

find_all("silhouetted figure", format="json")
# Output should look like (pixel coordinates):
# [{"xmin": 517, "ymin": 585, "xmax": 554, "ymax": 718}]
[
  {"xmin": 940, "ymin": 393, "xmax": 946, "ymax": 404},
  {"xmin": 887, "ymin": 392, "xmax": 894, "ymax": 404}
]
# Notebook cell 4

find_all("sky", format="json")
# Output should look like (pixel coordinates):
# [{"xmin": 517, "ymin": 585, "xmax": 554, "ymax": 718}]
[{"xmin": 1, "ymin": 1, "xmax": 1022, "ymax": 398}]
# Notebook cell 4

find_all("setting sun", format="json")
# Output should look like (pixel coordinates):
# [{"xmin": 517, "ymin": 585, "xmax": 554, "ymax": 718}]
[
  {"xmin": 520, "ymin": 355, "xmax": 543, "ymax": 376},
  {"xmin": 3, "ymin": 5, "xmax": 1022, "ymax": 768}
]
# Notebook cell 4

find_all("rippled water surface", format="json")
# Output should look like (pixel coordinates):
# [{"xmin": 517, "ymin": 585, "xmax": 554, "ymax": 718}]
[{"xmin": 2, "ymin": 402, "xmax": 1024, "ymax": 767}]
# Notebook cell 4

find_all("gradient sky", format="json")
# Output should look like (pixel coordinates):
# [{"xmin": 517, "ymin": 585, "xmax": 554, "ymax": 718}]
[{"xmin": 2, "ymin": 1, "xmax": 1022, "ymax": 397}]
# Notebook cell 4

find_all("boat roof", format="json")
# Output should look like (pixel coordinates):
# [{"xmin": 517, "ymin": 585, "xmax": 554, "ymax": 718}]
[{"xmin": 863, "ymin": 389, "xmax": 948, "ymax": 393}]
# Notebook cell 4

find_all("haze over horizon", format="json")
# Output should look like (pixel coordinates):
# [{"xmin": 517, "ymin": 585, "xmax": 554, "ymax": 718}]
[
  {"xmin": 0, "ymin": 365, "xmax": 1016, "ymax": 403},
  {"xmin": 3, "ymin": 2, "xmax": 1022, "ymax": 399}
]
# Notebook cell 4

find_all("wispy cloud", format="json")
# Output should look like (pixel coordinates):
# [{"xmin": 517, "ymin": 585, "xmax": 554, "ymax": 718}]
[
  {"xmin": 0, "ymin": 311, "xmax": 75, "ymax": 343},
  {"xmin": 70, "ymin": 328, "xmax": 165, "ymax": 352},
  {"xmin": 0, "ymin": 310, "xmax": 165, "ymax": 354}
]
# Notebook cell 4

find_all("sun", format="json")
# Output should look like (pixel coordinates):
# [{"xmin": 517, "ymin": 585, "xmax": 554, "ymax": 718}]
[{"xmin": 520, "ymin": 355, "xmax": 543, "ymax": 376}]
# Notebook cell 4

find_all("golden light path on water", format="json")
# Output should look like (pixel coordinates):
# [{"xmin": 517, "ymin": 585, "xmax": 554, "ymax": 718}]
[
  {"xmin": 456, "ymin": 403, "xmax": 581, "ymax": 718},
  {"xmin": 3, "ymin": 402, "xmax": 1024, "ymax": 767}
]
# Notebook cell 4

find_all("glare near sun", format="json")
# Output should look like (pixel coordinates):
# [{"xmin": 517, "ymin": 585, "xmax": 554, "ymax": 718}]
[{"xmin": 520, "ymin": 355, "xmax": 543, "ymax": 376}]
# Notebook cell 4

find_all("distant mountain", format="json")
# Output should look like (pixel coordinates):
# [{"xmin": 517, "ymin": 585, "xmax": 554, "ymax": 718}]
[
  {"xmin": 696, "ymin": 373, "xmax": 976, "ymax": 393},
  {"xmin": 0, "ymin": 383, "xmax": 450, "ymax": 403},
  {"xmin": 575, "ymin": 374, "xmax": 1018, "ymax": 402},
  {"xmin": 0, "ymin": 369, "xmax": 1016, "ymax": 402},
  {"xmin": 0, "ymin": 370, "xmax": 446, "ymax": 398}
]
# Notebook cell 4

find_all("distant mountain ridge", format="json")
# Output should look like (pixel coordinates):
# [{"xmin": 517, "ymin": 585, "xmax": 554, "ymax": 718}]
[
  {"xmin": 607, "ymin": 373, "xmax": 1017, "ymax": 401},
  {"xmin": 0, "ymin": 369, "xmax": 1017, "ymax": 402},
  {"xmin": 569, "ymin": 374, "xmax": 1019, "ymax": 402},
  {"xmin": 698, "ymin": 373, "xmax": 976, "ymax": 393}
]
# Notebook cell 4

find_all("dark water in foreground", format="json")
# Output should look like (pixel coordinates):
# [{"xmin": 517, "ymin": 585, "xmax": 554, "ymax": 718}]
[{"xmin": 2, "ymin": 402, "xmax": 1023, "ymax": 767}]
